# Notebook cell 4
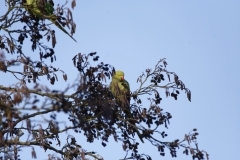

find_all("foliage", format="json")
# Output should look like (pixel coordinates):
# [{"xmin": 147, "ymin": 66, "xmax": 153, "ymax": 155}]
[{"xmin": 0, "ymin": 0, "xmax": 208, "ymax": 160}]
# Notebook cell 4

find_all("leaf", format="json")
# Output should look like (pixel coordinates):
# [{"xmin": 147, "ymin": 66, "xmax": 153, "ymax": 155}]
[
  {"xmin": 0, "ymin": 61, "xmax": 7, "ymax": 72},
  {"xmin": 63, "ymin": 74, "xmax": 67, "ymax": 81},
  {"xmin": 54, "ymin": 73, "xmax": 58, "ymax": 81},
  {"xmin": 190, "ymin": 148, "xmax": 194, "ymax": 155},
  {"xmin": 155, "ymin": 90, "xmax": 160, "ymax": 99},
  {"xmin": 164, "ymin": 119, "xmax": 168, "ymax": 129},
  {"xmin": 71, "ymin": 0, "xmax": 76, "ymax": 9},
  {"xmin": 26, "ymin": 119, "xmax": 31, "ymax": 133},
  {"xmin": 39, "ymin": 52, "xmax": 43, "ymax": 61},
  {"xmin": 23, "ymin": 64, "xmax": 28, "ymax": 72},
  {"xmin": 50, "ymin": 76, "xmax": 55, "ymax": 85},
  {"xmin": 165, "ymin": 90, "xmax": 169, "ymax": 97},
  {"xmin": 29, "ymin": 67, "xmax": 34, "ymax": 73},
  {"xmin": 72, "ymin": 55, "xmax": 77, "ymax": 66},
  {"xmin": 42, "ymin": 66, "xmax": 49, "ymax": 74},
  {"xmin": 147, "ymin": 155, "xmax": 152, "ymax": 160},
  {"xmin": 67, "ymin": 9, "xmax": 73, "ymax": 28},
  {"xmin": 31, "ymin": 147, "xmax": 37, "ymax": 159},
  {"xmin": 122, "ymin": 143, "xmax": 127, "ymax": 151},
  {"xmin": 206, "ymin": 153, "xmax": 209, "ymax": 160},
  {"xmin": 51, "ymin": 31, "xmax": 56, "ymax": 48},
  {"xmin": 167, "ymin": 74, "xmax": 171, "ymax": 82},
  {"xmin": 183, "ymin": 148, "xmax": 189, "ymax": 155},
  {"xmin": 163, "ymin": 60, "xmax": 167, "ymax": 67},
  {"xmin": 100, "ymin": 71, "xmax": 106, "ymax": 82},
  {"xmin": 71, "ymin": 22, "xmax": 76, "ymax": 35},
  {"xmin": 176, "ymin": 90, "xmax": 180, "ymax": 94},
  {"xmin": 14, "ymin": 92, "xmax": 22, "ymax": 104},
  {"xmin": 174, "ymin": 74, "xmax": 178, "ymax": 84},
  {"xmin": 185, "ymin": 134, "xmax": 190, "ymax": 145},
  {"xmin": 187, "ymin": 91, "xmax": 191, "ymax": 102},
  {"xmin": 7, "ymin": 38, "xmax": 14, "ymax": 53},
  {"xmin": 113, "ymin": 135, "xmax": 118, "ymax": 142},
  {"xmin": 102, "ymin": 142, "xmax": 106, "ymax": 147}
]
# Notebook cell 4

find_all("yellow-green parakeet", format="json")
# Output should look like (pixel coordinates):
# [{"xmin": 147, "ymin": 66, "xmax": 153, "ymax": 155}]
[
  {"xmin": 110, "ymin": 70, "xmax": 144, "ymax": 143},
  {"xmin": 110, "ymin": 70, "xmax": 130, "ymax": 107},
  {"xmin": 25, "ymin": 0, "xmax": 76, "ymax": 42}
]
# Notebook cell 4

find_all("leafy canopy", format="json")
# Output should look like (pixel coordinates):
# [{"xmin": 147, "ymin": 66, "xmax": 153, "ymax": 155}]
[{"xmin": 0, "ymin": 0, "xmax": 208, "ymax": 160}]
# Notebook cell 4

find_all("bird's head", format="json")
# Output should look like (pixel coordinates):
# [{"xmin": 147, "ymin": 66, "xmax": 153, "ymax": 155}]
[{"xmin": 114, "ymin": 70, "xmax": 125, "ymax": 81}]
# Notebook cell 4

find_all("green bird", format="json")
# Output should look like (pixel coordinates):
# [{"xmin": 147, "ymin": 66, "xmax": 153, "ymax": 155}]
[
  {"xmin": 110, "ymin": 70, "xmax": 130, "ymax": 108},
  {"xmin": 110, "ymin": 70, "xmax": 144, "ymax": 143},
  {"xmin": 25, "ymin": 0, "xmax": 77, "ymax": 42}
]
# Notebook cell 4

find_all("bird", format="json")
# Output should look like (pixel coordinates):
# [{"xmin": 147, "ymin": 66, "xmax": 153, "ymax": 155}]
[
  {"xmin": 24, "ymin": 0, "xmax": 77, "ymax": 42},
  {"xmin": 110, "ymin": 70, "xmax": 144, "ymax": 143},
  {"xmin": 110, "ymin": 70, "xmax": 130, "ymax": 108}
]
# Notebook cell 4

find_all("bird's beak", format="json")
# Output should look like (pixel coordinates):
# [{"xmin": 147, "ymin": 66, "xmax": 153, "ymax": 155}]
[{"xmin": 121, "ymin": 76, "xmax": 124, "ymax": 81}]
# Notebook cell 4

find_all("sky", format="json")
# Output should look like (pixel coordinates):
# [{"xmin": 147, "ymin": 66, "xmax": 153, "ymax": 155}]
[{"xmin": 0, "ymin": 0, "xmax": 240, "ymax": 160}]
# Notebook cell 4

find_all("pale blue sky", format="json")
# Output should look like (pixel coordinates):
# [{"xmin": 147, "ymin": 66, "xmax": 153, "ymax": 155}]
[{"xmin": 0, "ymin": 0, "xmax": 240, "ymax": 160}]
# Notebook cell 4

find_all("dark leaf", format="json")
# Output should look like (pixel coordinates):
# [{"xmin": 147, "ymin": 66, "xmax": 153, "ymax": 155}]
[
  {"xmin": 187, "ymin": 91, "xmax": 191, "ymax": 102},
  {"xmin": 71, "ymin": 0, "xmax": 76, "ymax": 9},
  {"xmin": 63, "ymin": 74, "xmax": 67, "ymax": 81}
]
